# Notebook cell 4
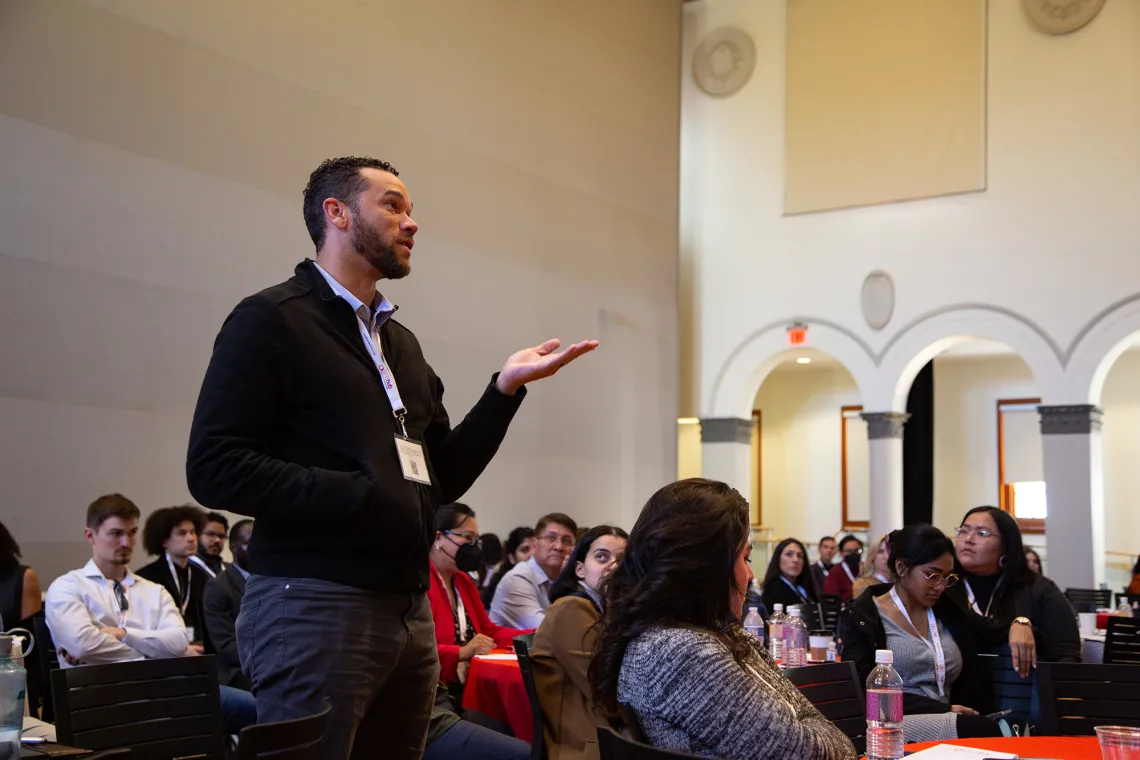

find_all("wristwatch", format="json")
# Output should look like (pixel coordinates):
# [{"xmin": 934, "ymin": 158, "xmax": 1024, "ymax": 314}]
[{"xmin": 1012, "ymin": 616, "xmax": 1032, "ymax": 627}]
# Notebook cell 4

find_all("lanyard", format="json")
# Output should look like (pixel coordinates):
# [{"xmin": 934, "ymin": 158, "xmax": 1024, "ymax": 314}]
[
  {"xmin": 189, "ymin": 554, "xmax": 217, "ymax": 579},
  {"xmin": 816, "ymin": 561, "xmax": 830, "ymax": 578},
  {"xmin": 874, "ymin": 572, "xmax": 891, "ymax": 583},
  {"xmin": 842, "ymin": 562, "xmax": 857, "ymax": 583},
  {"xmin": 453, "ymin": 583, "xmax": 469, "ymax": 645},
  {"xmin": 781, "ymin": 575, "xmax": 808, "ymax": 603},
  {"xmin": 963, "ymin": 577, "xmax": 1003, "ymax": 617},
  {"xmin": 353, "ymin": 307, "xmax": 410, "ymax": 438},
  {"xmin": 890, "ymin": 587, "xmax": 946, "ymax": 697},
  {"xmin": 166, "ymin": 555, "xmax": 191, "ymax": 617}
]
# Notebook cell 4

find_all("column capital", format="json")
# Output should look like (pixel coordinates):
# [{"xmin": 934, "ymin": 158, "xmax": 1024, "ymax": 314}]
[
  {"xmin": 861, "ymin": 411, "xmax": 910, "ymax": 440},
  {"xmin": 700, "ymin": 417, "xmax": 753, "ymax": 444},
  {"xmin": 1038, "ymin": 404, "xmax": 1102, "ymax": 435}
]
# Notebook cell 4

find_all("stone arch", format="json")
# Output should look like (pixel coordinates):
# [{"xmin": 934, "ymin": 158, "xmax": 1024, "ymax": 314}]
[{"xmin": 1064, "ymin": 294, "xmax": 1140, "ymax": 405}]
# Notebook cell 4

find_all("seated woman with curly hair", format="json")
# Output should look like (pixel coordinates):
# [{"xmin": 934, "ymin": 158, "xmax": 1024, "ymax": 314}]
[{"xmin": 589, "ymin": 479, "xmax": 857, "ymax": 760}]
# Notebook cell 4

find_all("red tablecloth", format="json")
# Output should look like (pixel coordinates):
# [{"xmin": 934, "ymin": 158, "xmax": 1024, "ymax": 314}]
[
  {"xmin": 462, "ymin": 651, "xmax": 534, "ymax": 743},
  {"xmin": 899, "ymin": 736, "xmax": 1101, "ymax": 759}
]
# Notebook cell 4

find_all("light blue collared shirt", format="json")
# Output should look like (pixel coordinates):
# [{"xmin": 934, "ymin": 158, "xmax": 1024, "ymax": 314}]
[
  {"xmin": 578, "ymin": 581, "xmax": 604, "ymax": 611},
  {"xmin": 312, "ymin": 260, "xmax": 397, "ymax": 337}
]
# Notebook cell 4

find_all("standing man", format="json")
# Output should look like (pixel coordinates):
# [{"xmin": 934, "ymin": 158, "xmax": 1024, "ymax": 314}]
[
  {"xmin": 811, "ymin": 535, "xmax": 837, "ymax": 592},
  {"xmin": 135, "ymin": 505, "xmax": 211, "ymax": 649},
  {"xmin": 202, "ymin": 519, "xmax": 253, "ymax": 690},
  {"xmin": 194, "ymin": 511, "xmax": 230, "ymax": 577},
  {"xmin": 186, "ymin": 156, "xmax": 596, "ymax": 760}
]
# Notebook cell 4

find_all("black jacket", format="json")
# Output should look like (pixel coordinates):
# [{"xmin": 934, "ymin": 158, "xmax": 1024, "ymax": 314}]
[
  {"xmin": 838, "ymin": 583, "xmax": 1013, "ymax": 715},
  {"xmin": 943, "ymin": 571, "xmax": 1080, "ymax": 663},
  {"xmin": 202, "ymin": 565, "xmax": 250, "ymax": 690},
  {"xmin": 186, "ymin": 260, "xmax": 525, "ymax": 593},
  {"xmin": 135, "ymin": 557, "xmax": 210, "ymax": 642},
  {"xmin": 762, "ymin": 576, "xmax": 817, "ymax": 613}
]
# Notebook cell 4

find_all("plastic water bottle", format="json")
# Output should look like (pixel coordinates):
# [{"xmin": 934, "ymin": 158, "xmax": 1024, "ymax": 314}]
[
  {"xmin": 0, "ymin": 635, "xmax": 26, "ymax": 754},
  {"xmin": 783, "ymin": 607, "xmax": 808, "ymax": 667},
  {"xmin": 1118, "ymin": 598, "xmax": 1133, "ymax": 618},
  {"xmin": 866, "ymin": 649, "xmax": 904, "ymax": 760},
  {"xmin": 768, "ymin": 604, "xmax": 786, "ymax": 662},
  {"xmin": 743, "ymin": 606, "xmax": 765, "ymax": 644}
]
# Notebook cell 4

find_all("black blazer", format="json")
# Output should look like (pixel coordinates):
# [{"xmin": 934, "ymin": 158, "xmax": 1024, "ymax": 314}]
[
  {"xmin": 943, "ymin": 572, "xmax": 1080, "ymax": 663},
  {"xmin": 202, "ymin": 565, "xmax": 251, "ymax": 690},
  {"xmin": 838, "ymin": 582, "xmax": 1016, "ymax": 715},
  {"xmin": 186, "ymin": 260, "xmax": 526, "ymax": 594},
  {"xmin": 135, "ymin": 557, "xmax": 210, "ymax": 642},
  {"xmin": 762, "ymin": 576, "xmax": 817, "ymax": 613},
  {"xmin": 810, "ymin": 562, "xmax": 830, "ymax": 598}
]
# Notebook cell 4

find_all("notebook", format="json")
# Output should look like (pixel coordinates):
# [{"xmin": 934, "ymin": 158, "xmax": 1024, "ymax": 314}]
[{"xmin": 903, "ymin": 745, "xmax": 1018, "ymax": 760}]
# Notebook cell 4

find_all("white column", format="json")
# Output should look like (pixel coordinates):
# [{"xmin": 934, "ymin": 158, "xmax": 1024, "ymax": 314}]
[
  {"xmin": 699, "ymin": 418, "xmax": 753, "ymax": 494},
  {"xmin": 1038, "ymin": 405, "xmax": 1103, "ymax": 591},
  {"xmin": 862, "ymin": 412, "xmax": 908, "ymax": 541}
]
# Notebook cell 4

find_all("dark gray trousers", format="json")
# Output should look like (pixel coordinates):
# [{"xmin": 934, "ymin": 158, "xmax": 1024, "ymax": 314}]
[{"xmin": 237, "ymin": 575, "xmax": 439, "ymax": 760}]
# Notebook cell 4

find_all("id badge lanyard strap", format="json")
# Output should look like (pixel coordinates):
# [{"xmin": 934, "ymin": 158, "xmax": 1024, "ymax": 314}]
[
  {"xmin": 354, "ymin": 307, "xmax": 410, "ymax": 436},
  {"xmin": 963, "ymin": 577, "xmax": 1004, "ymax": 617},
  {"xmin": 166, "ymin": 555, "xmax": 190, "ymax": 617},
  {"xmin": 890, "ymin": 586, "xmax": 946, "ymax": 697},
  {"xmin": 781, "ymin": 575, "xmax": 809, "ymax": 604}
]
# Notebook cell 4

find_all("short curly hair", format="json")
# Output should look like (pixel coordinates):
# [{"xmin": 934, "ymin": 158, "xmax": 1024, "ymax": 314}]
[
  {"xmin": 302, "ymin": 156, "xmax": 399, "ymax": 250},
  {"xmin": 142, "ymin": 505, "xmax": 207, "ymax": 557}
]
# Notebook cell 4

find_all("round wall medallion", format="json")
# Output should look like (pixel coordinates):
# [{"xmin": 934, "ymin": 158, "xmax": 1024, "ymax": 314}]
[
  {"xmin": 692, "ymin": 27, "xmax": 756, "ymax": 98},
  {"xmin": 1023, "ymin": 0, "xmax": 1106, "ymax": 34},
  {"xmin": 860, "ymin": 270, "xmax": 895, "ymax": 330}
]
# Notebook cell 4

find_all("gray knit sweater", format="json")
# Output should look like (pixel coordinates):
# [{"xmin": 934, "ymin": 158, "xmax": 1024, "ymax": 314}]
[{"xmin": 617, "ymin": 626, "xmax": 858, "ymax": 760}]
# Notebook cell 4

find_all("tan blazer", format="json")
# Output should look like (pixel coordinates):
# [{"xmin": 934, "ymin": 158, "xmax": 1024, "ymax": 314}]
[{"xmin": 530, "ymin": 595, "xmax": 608, "ymax": 760}]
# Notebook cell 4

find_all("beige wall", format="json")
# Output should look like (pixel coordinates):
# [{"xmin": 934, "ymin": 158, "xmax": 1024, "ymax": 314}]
[{"xmin": 0, "ymin": 0, "xmax": 681, "ymax": 584}]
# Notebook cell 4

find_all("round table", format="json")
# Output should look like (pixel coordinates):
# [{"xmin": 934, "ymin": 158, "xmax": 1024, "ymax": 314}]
[
  {"xmin": 901, "ymin": 736, "xmax": 1101, "ymax": 759},
  {"xmin": 462, "ymin": 651, "xmax": 534, "ymax": 743}
]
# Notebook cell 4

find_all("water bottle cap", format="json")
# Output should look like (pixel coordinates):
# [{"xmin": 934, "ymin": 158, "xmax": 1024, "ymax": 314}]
[
  {"xmin": 875, "ymin": 649, "xmax": 894, "ymax": 664},
  {"xmin": 747, "ymin": 606, "xmax": 758, "ymax": 614},
  {"xmin": 789, "ymin": 608, "xmax": 802, "ymax": 617},
  {"xmin": 773, "ymin": 604, "xmax": 783, "ymax": 611}
]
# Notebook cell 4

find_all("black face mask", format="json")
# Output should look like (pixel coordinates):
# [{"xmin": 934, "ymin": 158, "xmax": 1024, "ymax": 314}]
[
  {"xmin": 447, "ymin": 536, "xmax": 483, "ymax": 573},
  {"xmin": 844, "ymin": 553, "xmax": 862, "ymax": 572}
]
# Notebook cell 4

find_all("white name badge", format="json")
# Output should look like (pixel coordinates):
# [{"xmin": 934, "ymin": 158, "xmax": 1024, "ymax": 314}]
[{"xmin": 395, "ymin": 436, "xmax": 432, "ymax": 485}]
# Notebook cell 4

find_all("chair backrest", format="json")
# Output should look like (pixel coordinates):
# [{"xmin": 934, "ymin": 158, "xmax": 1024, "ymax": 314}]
[
  {"xmin": 32, "ymin": 615, "xmax": 60, "ymax": 723},
  {"xmin": 977, "ymin": 651, "xmax": 1039, "ymax": 729},
  {"xmin": 618, "ymin": 703, "xmax": 650, "ymax": 744},
  {"xmin": 818, "ymin": 594, "xmax": 843, "ymax": 634},
  {"xmin": 52, "ymin": 655, "xmax": 228, "ymax": 760},
  {"xmin": 237, "ymin": 703, "xmax": 330, "ymax": 760},
  {"xmin": 1105, "ymin": 616, "xmax": 1140, "ymax": 665},
  {"xmin": 596, "ymin": 726, "xmax": 702, "ymax": 759},
  {"xmin": 1037, "ymin": 661, "xmax": 1140, "ymax": 735},
  {"xmin": 782, "ymin": 661, "xmax": 865, "ymax": 755},
  {"xmin": 513, "ymin": 633, "xmax": 545, "ymax": 760},
  {"xmin": 1065, "ymin": 587, "xmax": 1112, "ymax": 613}
]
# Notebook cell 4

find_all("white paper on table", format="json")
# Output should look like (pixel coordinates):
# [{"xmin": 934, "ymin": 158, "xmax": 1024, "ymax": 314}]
[
  {"xmin": 473, "ymin": 653, "xmax": 519, "ymax": 661},
  {"xmin": 902, "ymin": 745, "xmax": 1017, "ymax": 760}
]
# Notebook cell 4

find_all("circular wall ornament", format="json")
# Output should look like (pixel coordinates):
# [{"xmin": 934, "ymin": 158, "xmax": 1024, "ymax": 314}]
[
  {"xmin": 861, "ymin": 270, "xmax": 895, "ymax": 330},
  {"xmin": 692, "ymin": 27, "xmax": 756, "ymax": 98},
  {"xmin": 1022, "ymin": 0, "xmax": 1106, "ymax": 34}
]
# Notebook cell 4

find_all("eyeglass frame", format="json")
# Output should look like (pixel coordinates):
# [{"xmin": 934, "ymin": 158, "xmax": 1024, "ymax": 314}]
[
  {"xmin": 953, "ymin": 526, "xmax": 1000, "ymax": 541},
  {"xmin": 537, "ymin": 531, "xmax": 576, "ymax": 548},
  {"xmin": 443, "ymin": 530, "xmax": 481, "ymax": 548},
  {"xmin": 917, "ymin": 569, "xmax": 960, "ymax": 589}
]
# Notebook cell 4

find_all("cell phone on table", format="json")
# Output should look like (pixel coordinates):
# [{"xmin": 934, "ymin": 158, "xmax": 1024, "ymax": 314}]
[{"xmin": 985, "ymin": 708, "xmax": 1012, "ymax": 720}]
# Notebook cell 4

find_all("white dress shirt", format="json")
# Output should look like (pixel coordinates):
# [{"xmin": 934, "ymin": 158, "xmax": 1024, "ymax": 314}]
[
  {"xmin": 489, "ymin": 556, "xmax": 552, "ymax": 629},
  {"xmin": 45, "ymin": 559, "xmax": 190, "ymax": 668}
]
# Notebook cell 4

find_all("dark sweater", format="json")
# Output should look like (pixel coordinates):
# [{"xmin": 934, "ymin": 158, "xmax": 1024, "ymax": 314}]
[{"xmin": 186, "ymin": 260, "xmax": 525, "ymax": 593}]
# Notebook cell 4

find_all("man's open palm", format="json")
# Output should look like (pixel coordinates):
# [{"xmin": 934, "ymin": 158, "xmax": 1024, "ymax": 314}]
[{"xmin": 496, "ymin": 338, "xmax": 598, "ymax": 395}]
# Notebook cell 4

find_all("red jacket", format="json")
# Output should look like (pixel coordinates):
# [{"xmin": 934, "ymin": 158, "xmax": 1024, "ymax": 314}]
[
  {"xmin": 823, "ymin": 562, "xmax": 856, "ymax": 601},
  {"xmin": 428, "ymin": 561, "xmax": 531, "ymax": 683}
]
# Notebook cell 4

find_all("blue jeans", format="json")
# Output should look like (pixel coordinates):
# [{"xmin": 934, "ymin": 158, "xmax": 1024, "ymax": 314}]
[
  {"xmin": 219, "ymin": 685, "xmax": 257, "ymax": 734},
  {"xmin": 237, "ymin": 576, "xmax": 438, "ymax": 760},
  {"xmin": 423, "ymin": 720, "xmax": 530, "ymax": 760}
]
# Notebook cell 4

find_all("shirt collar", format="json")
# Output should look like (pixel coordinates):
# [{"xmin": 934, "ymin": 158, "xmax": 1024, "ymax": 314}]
[
  {"xmin": 83, "ymin": 558, "xmax": 136, "ymax": 587},
  {"xmin": 525, "ymin": 556, "xmax": 551, "ymax": 585},
  {"xmin": 312, "ymin": 260, "xmax": 396, "ymax": 327},
  {"xmin": 233, "ymin": 563, "xmax": 250, "ymax": 581},
  {"xmin": 579, "ymin": 581, "xmax": 604, "ymax": 611}
]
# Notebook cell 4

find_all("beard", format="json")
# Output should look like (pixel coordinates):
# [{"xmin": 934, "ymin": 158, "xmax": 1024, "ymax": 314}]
[{"xmin": 351, "ymin": 215, "xmax": 410, "ymax": 280}]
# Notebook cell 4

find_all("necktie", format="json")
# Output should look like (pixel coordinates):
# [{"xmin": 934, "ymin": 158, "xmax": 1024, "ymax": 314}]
[{"xmin": 113, "ymin": 580, "xmax": 129, "ymax": 613}]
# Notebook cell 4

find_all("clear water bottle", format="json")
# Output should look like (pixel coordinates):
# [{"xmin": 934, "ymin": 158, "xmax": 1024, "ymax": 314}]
[
  {"xmin": 1117, "ymin": 598, "xmax": 1133, "ymax": 618},
  {"xmin": 0, "ymin": 635, "xmax": 26, "ymax": 754},
  {"xmin": 866, "ymin": 649, "xmax": 904, "ymax": 760},
  {"xmin": 743, "ymin": 606, "xmax": 765, "ymax": 644},
  {"xmin": 768, "ymin": 604, "xmax": 786, "ymax": 662},
  {"xmin": 782, "ymin": 607, "xmax": 808, "ymax": 667}
]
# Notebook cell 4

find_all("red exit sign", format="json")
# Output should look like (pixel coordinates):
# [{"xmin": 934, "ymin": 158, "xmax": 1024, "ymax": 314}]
[{"xmin": 787, "ymin": 323, "xmax": 808, "ymax": 346}]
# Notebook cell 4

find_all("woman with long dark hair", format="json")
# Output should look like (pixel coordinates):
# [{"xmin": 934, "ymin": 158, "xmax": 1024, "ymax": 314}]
[
  {"xmin": 480, "ymin": 526, "xmax": 536, "ymax": 607},
  {"xmin": 761, "ymin": 538, "xmax": 819, "ymax": 612},
  {"xmin": 944, "ymin": 506, "xmax": 1079, "ymax": 662},
  {"xmin": 0, "ymin": 520, "xmax": 41, "ymax": 628},
  {"xmin": 589, "ymin": 479, "xmax": 856, "ymax": 760},
  {"xmin": 532, "ymin": 525, "xmax": 628, "ymax": 760},
  {"xmin": 838, "ymin": 525, "xmax": 1037, "ymax": 742}
]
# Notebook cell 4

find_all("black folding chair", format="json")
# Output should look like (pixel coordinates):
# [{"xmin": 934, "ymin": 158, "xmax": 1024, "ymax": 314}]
[
  {"xmin": 1065, "ymin": 587, "xmax": 1112, "ymax": 614},
  {"xmin": 52, "ymin": 655, "xmax": 228, "ymax": 759},
  {"xmin": 1105, "ymin": 616, "xmax": 1140, "ymax": 665},
  {"xmin": 597, "ymin": 726, "xmax": 702, "ymax": 759},
  {"xmin": 783, "ymin": 661, "xmax": 866, "ymax": 755},
  {"xmin": 977, "ymin": 649, "xmax": 1038, "ymax": 731},
  {"xmin": 513, "ymin": 633, "xmax": 546, "ymax": 760},
  {"xmin": 32, "ymin": 615, "xmax": 60, "ymax": 723},
  {"xmin": 1037, "ymin": 661, "xmax": 1140, "ymax": 735},
  {"xmin": 237, "ymin": 702, "xmax": 330, "ymax": 759},
  {"xmin": 818, "ymin": 594, "xmax": 843, "ymax": 634}
]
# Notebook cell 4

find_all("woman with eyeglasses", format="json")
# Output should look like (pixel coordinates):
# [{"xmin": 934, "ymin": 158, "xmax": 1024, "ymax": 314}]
[
  {"xmin": 944, "ymin": 506, "xmax": 1080, "ymax": 663},
  {"xmin": 761, "ymin": 538, "xmax": 820, "ymax": 612},
  {"xmin": 838, "ymin": 525, "xmax": 1037, "ymax": 742},
  {"xmin": 428, "ymin": 503, "xmax": 531, "ymax": 699},
  {"xmin": 531, "ymin": 525, "xmax": 629, "ymax": 760}
]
